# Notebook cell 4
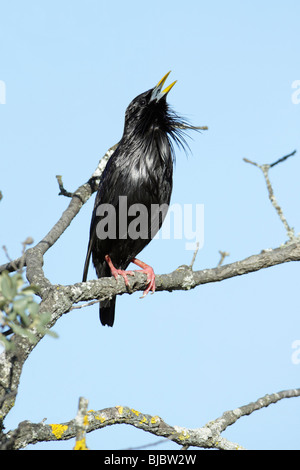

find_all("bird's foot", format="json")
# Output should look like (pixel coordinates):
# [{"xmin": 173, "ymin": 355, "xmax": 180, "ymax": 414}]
[
  {"xmin": 131, "ymin": 258, "xmax": 156, "ymax": 298},
  {"xmin": 105, "ymin": 255, "xmax": 156, "ymax": 297},
  {"xmin": 112, "ymin": 268, "xmax": 135, "ymax": 287},
  {"xmin": 105, "ymin": 255, "xmax": 134, "ymax": 287}
]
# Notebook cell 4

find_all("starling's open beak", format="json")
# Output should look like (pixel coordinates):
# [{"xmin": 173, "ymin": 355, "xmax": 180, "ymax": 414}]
[{"xmin": 150, "ymin": 71, "xmax": 177, "ymax": 102}]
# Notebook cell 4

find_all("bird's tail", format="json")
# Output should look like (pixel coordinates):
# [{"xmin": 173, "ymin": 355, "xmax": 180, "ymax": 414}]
[
  {"xmin": 100, "ymin": 297, "xmax": 116, "ymax": 327},
  {"xmin": 84, "ymin": 248, "xmax": 117, "ymax": 327},
  {"xmin": 95, "ymin": 260, "xmax": 116, "ymax": 327}
]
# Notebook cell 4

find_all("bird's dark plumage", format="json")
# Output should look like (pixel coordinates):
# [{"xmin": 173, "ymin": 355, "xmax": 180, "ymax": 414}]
[{"xmin": 83, "ymin": 72, "xmax": 189, "ymax": 326}]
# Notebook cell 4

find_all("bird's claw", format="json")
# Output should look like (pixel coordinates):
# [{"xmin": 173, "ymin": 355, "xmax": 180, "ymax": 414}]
[
  {"xmin": 112, "ymin": 269, "xmax": 135, "ymax": 287},
  {"xmin": 105, "ymin": 254, "xmax": 156, "ymax": 297},
  {"xmin": 138, "ymin": 266, "xmax": 156, "ymax": 299}
]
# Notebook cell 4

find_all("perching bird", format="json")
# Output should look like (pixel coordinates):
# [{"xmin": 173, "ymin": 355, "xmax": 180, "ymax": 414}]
[{"xmin": 83, "ymin": 72, "xmax": 190, "ymax": 326}]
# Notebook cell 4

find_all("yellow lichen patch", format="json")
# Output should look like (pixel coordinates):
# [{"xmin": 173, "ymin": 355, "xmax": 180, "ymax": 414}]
[
  {"xmin": 87, "ymin": 409, "xmax": 95, "ymax": 413},
  {"xmin": 131, "ymin": 408, "xmax": 140, "ymax": 416},
  {"xmin": 139, "ymin": 416, "xmax": 148, "ymax": 424},
  {"xmin": 74, "ymin": 438, "xmax": 89, "ymax": 450},
  {"xmin": 178, "ymin": 431, "xmax": 190, "ymax": 441},
  {"xmin": 83, "ymin": 415, "xmax": 89, "ymax": 426},
  {"xmin": 50, "ymin": 424, "xmax": 68, "ymax": 439},
  {"xmin": 95, "ymin": 414, "xmax": 106, "ymax": 423},
  {"xmin": 150, "ymin": 416, "xmax": 159, "ymax": 424},
  {"xmin": 116, "ymin": 406, "xmax": 123, "ymax": 415}
]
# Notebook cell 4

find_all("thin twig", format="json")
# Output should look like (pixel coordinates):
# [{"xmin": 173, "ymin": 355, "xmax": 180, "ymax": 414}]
[
  {"xmin": 2, "ymin": 246, "xmax": 19, "ymax": 272},
  {"xmin": 70, "ymin": 299, "xmax": 101, "ymax": 311},
  {"xmin": 189, "ymin": 242, "xmax": 200, "ymax": 268},
  {"xmin": 243, "ymin": 150, "xmax": 298, "ymax": 241},
  {"xmin": 2, "ymin": 237, "xmax": 34, "ymax": 273},
  {"xmin": 176, "ymin": 124, "xmax": 208, "ymax": 131},
  {"xmin": 217, "ymin": 250, "xmax": 230, "ymax": 266},
  {"xmin": 56, "ymin": 175, "xmax": 73, "ymax": 198},
  {"xmin": 270, "ymin": 149, "xmax": 296, "ymax": 168},
  {"xmin": 123, "ymin": 438, "xmax": 168, "ymax": 450}
]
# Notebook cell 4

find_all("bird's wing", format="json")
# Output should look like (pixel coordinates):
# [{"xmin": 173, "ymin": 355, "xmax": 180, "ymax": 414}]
[
  {"xmin": 82, "ymin": 153, "xmax": 116, "ymax": 282},
  {"xmin": 82, "ymin": 223, "xmax": 96, "ymax": 282}
]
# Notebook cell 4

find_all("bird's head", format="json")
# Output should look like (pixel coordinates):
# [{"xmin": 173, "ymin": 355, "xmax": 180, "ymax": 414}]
[
  {"xmin": 123, "ymin": 72, "xmax": 186, "ymax": 142},
  {"xmin": 122, "ymin": 72, "xmax": 191, "ymax": 156}
]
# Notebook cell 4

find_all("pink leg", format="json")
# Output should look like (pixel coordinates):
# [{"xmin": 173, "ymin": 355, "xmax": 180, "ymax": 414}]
[
  {"xmin": 105, "ymin": 255, "xmax": 135, "ymax": 287},
  {"xmin": 131, "ymin": 258, "xmax": 156, "ymax": 298},
  {"xmin": 105, "ymin": 255, "xmax": 156, "ymax": 298}
]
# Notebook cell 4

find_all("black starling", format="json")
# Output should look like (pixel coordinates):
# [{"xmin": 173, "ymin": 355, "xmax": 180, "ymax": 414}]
[{"xmin": 83, "ymin": 72, "xmax": 189, "ymax": 326}]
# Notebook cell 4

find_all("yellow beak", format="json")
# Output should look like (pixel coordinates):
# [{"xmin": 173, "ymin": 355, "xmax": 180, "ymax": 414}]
[{"xmin": 151, "ymin": 71, "xmax": 177, "ymax": 101}]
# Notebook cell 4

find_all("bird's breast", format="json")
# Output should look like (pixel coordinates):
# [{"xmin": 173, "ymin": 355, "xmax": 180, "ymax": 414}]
[{"xmin": 127, "ymin": 135, "xmax": 172, "ymax": 200}]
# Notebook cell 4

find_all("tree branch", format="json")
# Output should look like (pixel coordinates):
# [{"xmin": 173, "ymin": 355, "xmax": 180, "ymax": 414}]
[
  {"xmin": 243, "ymin": 150, "xmax": 298, "ymax": 241},
  {"xmin": 63, "ymin": 241, "xmax": 300, "ymax": 307},
  {"xmin": 207, "ymin": 388, "xmax": 300, "ymax": 435},
  {"xmin": 73, "ymin": 397, "xmax": 89, "ymax": 450},
  {"xmin": 3, "ymin": 388, "xmax": 299, "ymax": 450},
  {"xmin": 1, "ymin": 239, "xmax": 300, "ymax": 427},
  {"xmin": 0, "ymin": 144, "xmax": 117, "ymax": 275},
  {"xmin": 0, "ymin": 145, "xmax": 299, "ymax": 448}
]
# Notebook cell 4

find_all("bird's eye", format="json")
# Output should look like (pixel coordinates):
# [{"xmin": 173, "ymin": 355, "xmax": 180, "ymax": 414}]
[{"xmin": 140, "ymin": 98, "xmax": 147, "ymax": 106}]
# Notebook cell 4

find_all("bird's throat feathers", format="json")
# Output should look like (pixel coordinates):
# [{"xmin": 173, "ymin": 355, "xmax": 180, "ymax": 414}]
[{"xmin": 122, "ymin": 107, "xmax": 189, "ymax": 165}]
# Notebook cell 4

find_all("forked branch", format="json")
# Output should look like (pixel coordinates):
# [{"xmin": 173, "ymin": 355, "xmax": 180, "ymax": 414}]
[{"xmin": 2, "ymin": 388, "xmax": 299, "ymax": 450}]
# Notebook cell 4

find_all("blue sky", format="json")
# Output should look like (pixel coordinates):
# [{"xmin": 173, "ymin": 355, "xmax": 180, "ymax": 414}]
[{"xmin": 1, "ymin": 0, "xmax": 300, "ymax": 450}]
